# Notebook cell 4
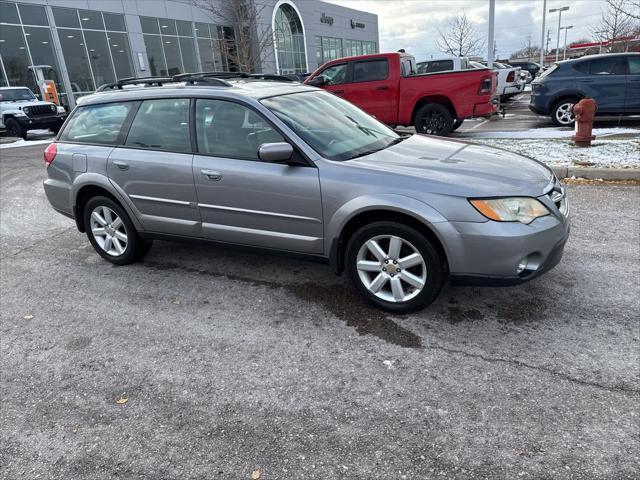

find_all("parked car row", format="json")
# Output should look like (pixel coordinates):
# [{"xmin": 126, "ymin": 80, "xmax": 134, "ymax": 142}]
[{"xmin": 42, "ymin": 69, "xmax": 569, "ymax": 313}]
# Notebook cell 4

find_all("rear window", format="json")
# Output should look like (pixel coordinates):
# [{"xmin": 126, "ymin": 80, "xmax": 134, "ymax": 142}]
[
  {"xmin": 59, "ymin": 102, "xmax": 133, "ymax": 145},
  {"xmin": 417, "ymin": 60, "xmax": 454, "ymax": 74},
  {"xmin": 353, "ymin": 59, "xmax": 388, "ymax": 82}
]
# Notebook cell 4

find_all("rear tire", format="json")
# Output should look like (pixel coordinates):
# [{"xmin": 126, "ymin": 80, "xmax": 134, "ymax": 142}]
[
  {"xmin": 551, "ymin": 98, "xmax": 577, "ymax": 127},
  {"xmin": 414, "ymin": 103, "xmax": 454, "ymax": 136},
  {"xmin": 345, "ymin": 221, "xmax": 445, "ymax": 313},
  {"xmin": 83, "ymin": 196, "xmax": 152, "ymax": 265},
  {"xmin": 451, "ymin": 118, "xmax": 464, "ymax": 131},
  {"xmin": 6, "ymin": 118, "xmax": 27, "ymax": 140}
]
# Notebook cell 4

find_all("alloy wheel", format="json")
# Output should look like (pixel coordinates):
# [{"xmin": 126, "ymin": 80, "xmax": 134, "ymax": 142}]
[
  {"xmin": 89, "ymin": 206, "xmax": 128, "ymax": 256},
  {"xmin": 418, "ymin": 110, "xmax": 446, "ymax": 134},
  {"xmin": 555, "ymin": 102, "xmax": 575, "ymax": 125},
  {"xmin": 356, "ymin": 235, "xmax": 427, "ymax": 303}
]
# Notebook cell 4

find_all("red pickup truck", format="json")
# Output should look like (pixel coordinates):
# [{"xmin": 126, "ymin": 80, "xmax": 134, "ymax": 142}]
[{"xmin": 304, "ymin": 52, "xmax": 498, "ymax": 136}]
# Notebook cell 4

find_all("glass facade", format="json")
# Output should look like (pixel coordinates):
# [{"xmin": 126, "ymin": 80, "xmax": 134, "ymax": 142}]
[
  {"xmin": 195, "ymin": 22, "xmax": 232, "ymax": 72},
  {"xmin": 315, "ymin": 36, "xmax": 343, "ymax": 67},
  {"xmin": 0, "ymin": 2, "xmax": 65, "ymax": 98},
  {"xmin": 273, "ymin": 3, "xmax": 306, "ymax": 74},
  {"xmin": 345, "ymin": 39, "xmax": 378, "ymax": 57}
]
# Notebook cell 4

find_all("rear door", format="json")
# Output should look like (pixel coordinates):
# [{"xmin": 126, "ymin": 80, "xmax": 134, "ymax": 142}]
[
  {"xmin": 625, "ymin": 56, "xmax": 640, "ymax": 113},
  {"xmin": 191, "ymin": 98, "xmax": 323, "ymax": 254},
  {"xmin": 343, "ymin": 58, "xmax": 395, "ymax": 124},
  {"xmin": 574, "ymin": 57, "xmax": 627, "ymax": 112},
  {"xmin": 107, "ymin": 98, "xmax": 200, "ymax": 236}
]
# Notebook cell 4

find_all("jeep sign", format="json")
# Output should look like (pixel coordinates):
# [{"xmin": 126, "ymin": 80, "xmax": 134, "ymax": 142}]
[{"xmin": 320, "ymin": 13, "xmax": 334, "ymax": 26}]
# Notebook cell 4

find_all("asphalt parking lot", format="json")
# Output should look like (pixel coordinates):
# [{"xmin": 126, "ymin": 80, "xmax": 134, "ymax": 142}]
[{"xmin": 1, "ymin": 144, "xmax": 639, "ymax": 479}]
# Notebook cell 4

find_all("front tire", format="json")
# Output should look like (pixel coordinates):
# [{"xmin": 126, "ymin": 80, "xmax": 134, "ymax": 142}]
[
  {"xmin": 551, "ymin": 99, "xmax": 577, "ymax": 127},
  {"xmin": 346, "ymin": 222, "xmax": 445, "ymax": 313},
  {"xmin": 83, "ymin": 196, "xmax": 152, "ymax": 265},
  {"xmin": 6, "ymin": 118, "xmax": 27, "ymax": 140},
  {"xmin": 451, "ymin": 118, "xmax": 464, "ymax": 131},
  {"xmin": 414, "ymin": 103, "xmax": 454, "ymax": 136}
]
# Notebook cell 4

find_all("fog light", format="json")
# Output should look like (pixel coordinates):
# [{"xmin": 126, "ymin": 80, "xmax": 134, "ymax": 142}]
[{"xmin": 516, "ymin": 257, "xmax": 528, "ymax": 275}]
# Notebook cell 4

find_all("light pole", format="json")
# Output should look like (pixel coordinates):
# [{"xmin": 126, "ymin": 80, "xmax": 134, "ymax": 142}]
[
  {"xmin": 488, "ymin": 0, "xmax": 495, "ymax": 68},
  {"xmin": 549, "ymin": 6, "xmax": 569, "ymax": 62},
  {"xmin": 561, "ymin": 25, "xmax": 573, "ymax": 60},
  {"xmin": 540, "ymin": 0, "xmax": 547, "ymax": 66}
]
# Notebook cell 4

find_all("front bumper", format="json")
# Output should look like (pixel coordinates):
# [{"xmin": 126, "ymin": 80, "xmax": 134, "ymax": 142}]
[
  {"xmin": 439, "ymin": 211, "xmax": 570, "ymax": 287},
  {"xmin": 16, "ymin": 114, "xmax": 66, "ymax": 129}
]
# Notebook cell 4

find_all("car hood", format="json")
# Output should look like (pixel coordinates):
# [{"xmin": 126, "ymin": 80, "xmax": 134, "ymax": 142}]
[
  {"xmin": 347, "ymin": 134, "xmax": 553, "ymax": 197},
  {"xmin": 2, "ymin": 100, "xmax": 55, "ymax": 109}
]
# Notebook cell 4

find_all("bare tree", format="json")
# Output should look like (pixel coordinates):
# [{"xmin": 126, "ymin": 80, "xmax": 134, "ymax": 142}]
[
  {"xmin": 509, "ymin": 39, "xmax": 541, "ymax": 61},
  {"xmin": 436, "ymin": 12, "xmax": 486, "ymax": 57},
  {"xmin": 590, "ymin": 0, "xmax": 639, "ymax": 52},
  {"xmin": 192, "ymin": 0, "xmax": 273, "ymax": 72},
  {"xmin": 615, "ymin": 0, "xmax": 640, "ymax": 20}
]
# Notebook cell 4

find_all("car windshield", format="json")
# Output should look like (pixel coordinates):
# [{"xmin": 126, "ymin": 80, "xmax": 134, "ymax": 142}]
[
  {"xmin": 262, "ymin": 91, "xmax": 401, "ymax": 161},
  {"xmin": 0, "ymin": 88, "xmax": 37, "ymax": 101}
]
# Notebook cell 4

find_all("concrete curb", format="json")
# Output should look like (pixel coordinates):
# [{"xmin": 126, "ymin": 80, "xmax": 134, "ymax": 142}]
[{"xmin": 551, "ymin": 166, "xmax": 640, "ymax": 181}]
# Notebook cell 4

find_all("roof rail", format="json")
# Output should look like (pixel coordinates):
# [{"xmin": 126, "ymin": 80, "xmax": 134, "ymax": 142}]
[
  {"xmin": 96, "ymin": 76, "xmax": 176, "ymax": 91},
  {"xmin": 172, "ymin": 73, "xmax": 233, "ymax": 86}
]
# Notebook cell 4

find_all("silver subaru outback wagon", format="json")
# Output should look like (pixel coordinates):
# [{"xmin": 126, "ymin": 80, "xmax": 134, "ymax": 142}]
[{"xmin": 43, "ymin": 76, "xmax": 569, "ymax": 313}]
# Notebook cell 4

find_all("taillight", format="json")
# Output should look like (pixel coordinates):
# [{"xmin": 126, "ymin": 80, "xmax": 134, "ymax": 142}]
[
  {"xmin": 478, "ymin": 76, "xmax": 492, "ymax": 94},
  {"xmin": 44, "ymin": 143, "xmax": 57, "ymax": 166},
  {"xmin": 507, "ymin": 71, "xmax": 515, "ymax": 82}
]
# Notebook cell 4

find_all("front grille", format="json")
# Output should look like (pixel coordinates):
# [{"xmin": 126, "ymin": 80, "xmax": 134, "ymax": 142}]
[{"xmin": 25, "ymin": 105, "xmax": 55, "ymax": 116}]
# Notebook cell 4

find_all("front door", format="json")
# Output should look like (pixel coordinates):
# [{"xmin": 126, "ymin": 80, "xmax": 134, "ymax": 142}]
[
  {"xmin": 107, "ymin": 98, "xmax": 200, "ymax": 237},
  {"xmin": 191, "ymin": 99, "xmax": 323, "ymax": 254},
  {"xmin": 625, "ymin": 56, "xmax": 640, "ymax": 113},
  {"xmin": 576, "ymin": 56, "xmax": 627, "ymax": 113},
  {"xmin": 343, "ymin": 58, "xmax": 395, "ymax": 124}
]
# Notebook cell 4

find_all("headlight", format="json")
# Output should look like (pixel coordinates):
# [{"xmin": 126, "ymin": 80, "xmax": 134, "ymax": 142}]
[
  {"xmin": 23, "ymin": 107, "xmax": 30, "ymax": 115},
  {"xmin": 50, "ymin": 104, "xmax": 56, "ymax": 112},
  {"xmin": 469, "ymin": 197, "xmax": 549, "ymax": 224}
]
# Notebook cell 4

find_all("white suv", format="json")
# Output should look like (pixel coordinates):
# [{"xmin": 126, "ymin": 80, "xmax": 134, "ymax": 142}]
[{"xmin": 0, "ymin": 87, "xmax": 67, "ymax": 139}]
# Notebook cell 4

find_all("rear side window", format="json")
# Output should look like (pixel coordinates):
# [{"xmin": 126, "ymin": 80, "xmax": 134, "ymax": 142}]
[
  {"xmin": 627, "ymin": 57, "xmax": 640, "ymax": 74},
  {"xmin": 195, "ymin": 99, "xmax": 284, "ymax": 160},
  {"xmin": 353, "ymin": 59, "xmax": 388, "ymax": 82},
  {"xmin": 59, "ymin": 102, "xmax": 133, "ymax": 145},
  {"xmin": 125, "ymin": 98, "xmax": 191, "ymax": 152},
  {"xmin": 577, "ymin": 57, "xmax": 627, "ymax": 75}
]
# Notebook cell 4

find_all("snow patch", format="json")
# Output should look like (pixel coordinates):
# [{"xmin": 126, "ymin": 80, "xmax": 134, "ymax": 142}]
[
  {"xmin": 0, "ymin": 138, "xmax": 53, "ymax": 149},
  {"xmin": 472, "ymin": 138, "xmax": 640, "ymax": 168},
  {"xmin": 461, "ymin": 127, "xmax": 640, "ymax": 139}
]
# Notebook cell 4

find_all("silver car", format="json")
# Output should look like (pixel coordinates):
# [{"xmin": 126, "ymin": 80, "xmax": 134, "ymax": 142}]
[{"xmin": 43, "ymin": 77, "xmax": 569, "ymax": 313}]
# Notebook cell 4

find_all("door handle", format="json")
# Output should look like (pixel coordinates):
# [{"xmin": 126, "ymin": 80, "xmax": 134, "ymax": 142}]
[
  {"xmin": 113, "ymin": 161, "xmax": 129, "ymax": 170},
  {"xmin": 201, "ymin": 169, "xmax": 222, "ymax": 181},
  {"xmin": 375, "ymin": 86, "xmax": 389, "ymax": 91}
]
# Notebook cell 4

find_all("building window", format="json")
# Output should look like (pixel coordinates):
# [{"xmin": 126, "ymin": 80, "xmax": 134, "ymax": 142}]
[
  {"xmin": 273, "ymin": 2, "xmax": 307, "ymax": 74},
  {"xmin": 316, "ymin": 36, "xmax": 343, "ymax": 67},
  {"xmin": 345, "ymin": 39, "xmax": 378, "ymax": 57},
  {"xmin": 51, "ymin": 6, "xmax": 134, "ymax": 101},
  {"xmin": 195, "ymin": 22, "xmax": 233, "ymax": 72},
  {"xmin": 0, "ymin": 2, "xmax": 65, "ymax": 102}
]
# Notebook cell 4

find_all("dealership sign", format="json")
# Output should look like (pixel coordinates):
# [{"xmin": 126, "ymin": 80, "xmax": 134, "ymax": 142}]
[
  {"xmin": 320, "ymin": 13, "xmax": 334, "ymax": 26},
  {"xmin": 350, "ymin": 19, "xmax": 365, "ymax": 29}
]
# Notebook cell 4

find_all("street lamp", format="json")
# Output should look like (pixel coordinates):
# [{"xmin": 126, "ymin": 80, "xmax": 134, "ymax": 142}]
[
  {"xmin": 540, "ymin": 0, "xmax": 547, "ymax": 66},
  {"xmin": 560, "ymin": 25, "xmax": 573, "ymax": 60},
  {"xmin": 549, "ymin": 6, "xmax": 569, "ymax": 61}
]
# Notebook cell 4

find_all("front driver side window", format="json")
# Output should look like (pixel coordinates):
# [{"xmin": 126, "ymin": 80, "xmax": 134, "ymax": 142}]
[
  {"xmin": 319, "ymin": 63, "xmax": 347, "ymax": 85},
  {"xmin": 195, "ymin": 99, "xmax": 284, "ymax": 161}
]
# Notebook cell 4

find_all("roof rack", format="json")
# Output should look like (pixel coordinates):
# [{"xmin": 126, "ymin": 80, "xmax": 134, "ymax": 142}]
[{"xmin": 95, "ymin": 71, "xmax": 296, "ymax": 93}]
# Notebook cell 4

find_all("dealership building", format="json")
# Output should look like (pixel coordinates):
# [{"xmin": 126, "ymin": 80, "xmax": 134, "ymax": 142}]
[{"xmin": 0, "ymin": 0, "xmax": 379, "ymax": 108}]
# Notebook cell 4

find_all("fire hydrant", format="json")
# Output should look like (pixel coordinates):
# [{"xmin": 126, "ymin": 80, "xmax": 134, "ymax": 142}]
[{"xmin": 571, "ymin": 98, "xmax": 597, "ymax": 147}]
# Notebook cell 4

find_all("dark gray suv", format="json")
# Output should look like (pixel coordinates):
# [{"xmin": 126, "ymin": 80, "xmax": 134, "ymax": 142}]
[
  {"xmin": 529, "ymin": 53, "xmax": 640, "ymax": 126},
  {"xmin": 44, "ymin": 76, "xmax": 570, "ymax": 312}
]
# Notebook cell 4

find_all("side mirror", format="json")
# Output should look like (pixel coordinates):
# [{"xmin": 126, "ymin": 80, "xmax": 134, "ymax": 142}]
[
  {"xmin": 309, "ymin": 75, "xmax": 327, "ymax": 87},
  {"xmin": 258, "ymin": 142, "xmax": 294, "ymax": 163}
]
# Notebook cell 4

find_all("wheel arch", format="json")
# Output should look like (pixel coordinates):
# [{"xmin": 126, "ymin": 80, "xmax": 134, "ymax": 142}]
[
  {"xmin": 73, "ymin": 177, "xmax": 143, "ymax": 233},
  {"xmin": 328, "ymin": 199, "xmax": 449, "ymax": 275},
  {"xmin": 411, "ymin": 95, "xmax": 457, "ymax": 126}
]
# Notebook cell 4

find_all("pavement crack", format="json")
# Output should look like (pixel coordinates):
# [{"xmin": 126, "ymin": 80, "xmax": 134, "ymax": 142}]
[
  {"xmin": 428, "ymin": 342, "xmax": 640, "ymax": 395},
  {"xmin": 2, "ymin": 227, "xmax": 75, "ymax": 259}
]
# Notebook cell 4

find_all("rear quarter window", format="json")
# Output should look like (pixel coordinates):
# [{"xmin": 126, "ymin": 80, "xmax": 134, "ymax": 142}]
[{"xmin": 59, "ymin": 102, "xmax": 133, "ymax": 145}]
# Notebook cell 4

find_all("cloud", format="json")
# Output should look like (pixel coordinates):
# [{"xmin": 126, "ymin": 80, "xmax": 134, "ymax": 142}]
[{"xmin": 324, "ymin": 0, "xmax": 608, "ymax": 60}]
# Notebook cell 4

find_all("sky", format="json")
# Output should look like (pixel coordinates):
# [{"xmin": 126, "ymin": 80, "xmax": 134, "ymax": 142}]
[{"xmin": 325, "ymin": 0, "xmax": 611, "ymax": 60}]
